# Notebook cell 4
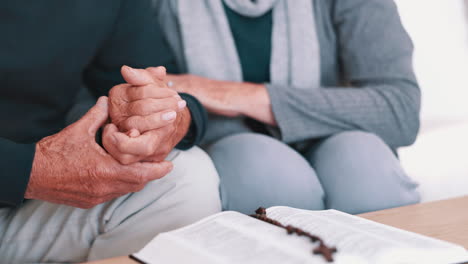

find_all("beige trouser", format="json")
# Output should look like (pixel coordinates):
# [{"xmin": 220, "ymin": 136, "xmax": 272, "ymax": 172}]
[{"xmin": 0, "ymin": 147, "xmax": 221, "ymax": 264}]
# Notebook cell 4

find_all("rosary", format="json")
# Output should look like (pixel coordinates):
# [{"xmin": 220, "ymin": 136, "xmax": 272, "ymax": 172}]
[{"xmin": 250, "ymin": 207, "xmax": 337, "ymax": 262}]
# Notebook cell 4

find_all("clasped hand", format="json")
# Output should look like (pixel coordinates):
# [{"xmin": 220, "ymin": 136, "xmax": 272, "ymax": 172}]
[
  {"xmin": 104, "ymin": 66, "xmax": 189, "ymax": 165},
  {"xmin": 26, "ymin": 66, "xmax": 190, "ymax": 208}
]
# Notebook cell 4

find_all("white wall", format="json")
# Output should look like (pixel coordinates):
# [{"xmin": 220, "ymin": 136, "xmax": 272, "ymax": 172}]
[{"xmin": 395, "ymin": 0, "xmax": 468, "ymax": 130}]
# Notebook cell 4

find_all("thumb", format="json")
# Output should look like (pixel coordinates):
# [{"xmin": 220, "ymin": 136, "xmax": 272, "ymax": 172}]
[
  {"xmin": 77, "ymin": 96, "xmax": 109, "ymax": 136},
  {"xmin": 121, "ymin": 65, "xmax": 155, "ymax": 86}
]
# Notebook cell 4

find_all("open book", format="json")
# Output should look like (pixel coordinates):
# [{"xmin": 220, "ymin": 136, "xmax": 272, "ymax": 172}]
[{"xmin": 132, "ymin": 206, "xmax": 468, "ymax": 264}]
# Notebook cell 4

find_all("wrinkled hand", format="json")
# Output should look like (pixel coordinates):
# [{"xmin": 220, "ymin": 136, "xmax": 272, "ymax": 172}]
[
  {"xmin": 166, "ymin": 74, "xmax": 241, "ymax": 117},
  {"xmin": 25, "ymin": 97, "xmax": 173, "ymax": 209},
  {"xmin": 109, "ymin": 66, "xmax": 184, "ymax": 132},
  {"xmin": 104, "ymin": 66, "xmax": 191, "ymax": 165}
]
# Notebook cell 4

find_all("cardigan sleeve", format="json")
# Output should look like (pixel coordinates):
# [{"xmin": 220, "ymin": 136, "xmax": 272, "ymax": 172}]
[{"xmin": 266, "ymin": 0, "xmax": 420, "ymax": 148}]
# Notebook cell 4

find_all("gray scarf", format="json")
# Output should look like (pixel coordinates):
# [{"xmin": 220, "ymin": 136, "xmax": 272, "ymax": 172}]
[
  {"xmin": 177, "ymin": 0, "xmax": 320, "ymax": 89},
  {"xmin": 175, "ymin": 0, "xmax": 320, "ymax": 144}
]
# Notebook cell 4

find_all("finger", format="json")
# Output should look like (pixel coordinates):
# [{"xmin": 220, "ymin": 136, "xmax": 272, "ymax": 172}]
[
  {"xmin": 146, "ymin": 66, "xmax": 166, "ymax": 82},
  {"xmin": 121, "ymin": 111, "xmax": 177, "ymax": 133},
  {"xmin": 72, "ymin": 194, "xmax": 124, "ymax": 209},
  {"xmin": 128, "ymin": 97, "xmax": 186, "ymax": 116},
  {"xmin": 121, "ymin": 65, "xmax": 155, "ymax": 86},
  {"xmin": 126, "ymin": 85, "xmax": 178, "ymax": 101},
  {"xmin": 122, "ymin": 160, "xmax": 174, "ymax": 183},
  {"xmin": 113, "ymin": 130, "xmax": 159, "ymax": 156},
  {"xmin": 102, "ymin": 124, "xmax": 142, "ymax": 165},
  {"xmin": 76, "ymin": 96, "xmax": 109, "ymax": 136},
  {"xmin": 44, "ymin": 192, "xmax": 125, "ymax": 209}
]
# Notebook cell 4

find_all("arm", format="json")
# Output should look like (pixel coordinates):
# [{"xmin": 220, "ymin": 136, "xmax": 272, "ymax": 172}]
[
  {"xmin": 169, "ymin": 0, "xmax": 419, "ymax": 149},
  {"xmin": 0, "ymin": 99, "xmax": 173, "ymax": 208},
  {"xmin": 264, "ymin": 0, "xmax": 420, "ymax": 148},
  {"xmin": 0, "ymin": 138, "xmax": 35, "ymax": 206},
  {"xmin": 83, "ymin": 0, "xmax": 206, "ymax": 148}
]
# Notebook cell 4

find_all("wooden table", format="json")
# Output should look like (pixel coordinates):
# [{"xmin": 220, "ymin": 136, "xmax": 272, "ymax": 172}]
[
  {"xmin": 359, "ymin": 195, "xmax": 468, "ymax": 249},
  {"xmin": 86, "ymin": 196, "xmax": 468, "ymax": 264}
]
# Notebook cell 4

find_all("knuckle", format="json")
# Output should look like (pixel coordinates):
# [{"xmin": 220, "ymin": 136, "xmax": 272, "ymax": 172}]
[
  {"xmin": 93, "ymin": 165, "xmax": 111, "ymax": 178},
  {"xmin": 147, "ymin": 143, "xmax": 158, "ymax": 156},
  {"xmin": 134, "ymin": 173, "xmax": 147, "ymax": 185},
  {"xmin": 109, "ymin": 84, "xmax": 127, "ymax": 98},
  {"xmin": 148, "ymin": 134, "xmax": 160, "ymax": 148},
  {"xmin": 141, "ymin": 145, "xmax": 153, "ymax": 157},
  {"xmin": 143, "ymin": 115, "xmax": 155, "ymax": 129},
  {"xmin": 108, "ymin": 86, "xmax": 119, "ymax": 98}
]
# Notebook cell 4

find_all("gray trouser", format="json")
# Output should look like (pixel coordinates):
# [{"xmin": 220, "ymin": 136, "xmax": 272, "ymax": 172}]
[
  {"xmin": 0, "ymin": 148, "xmax": 221, "ymax": 263},
  {"xmin": 207, "ymin": 132, "xmax": 420, "ymax": 215}
]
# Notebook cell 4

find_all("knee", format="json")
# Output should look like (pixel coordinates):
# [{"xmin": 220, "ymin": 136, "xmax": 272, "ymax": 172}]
[
  {"xmin": 317, "ymin": 131, "xmax": 387, "ymax": 154},
  {"xmin": 309, "ymin": 131, "xmax": 420, "ymax": 214},
  {"xmin": 208, "ymin": 133, "xmax": 325, "ymax": 214},
  {"xmin": 131, "ymin": 147, "xmax": 221, "ymax": 228},
  {"xmin": 168, "ymin": 147, "xmax": 222, "ymax": 218},
  {"xmin": 311, "ymin": 131, "xmax": 401, "ymax": 170},
  {"xmin": 91, "ymin": 147, "xmax": 221, "ymax": 255}
]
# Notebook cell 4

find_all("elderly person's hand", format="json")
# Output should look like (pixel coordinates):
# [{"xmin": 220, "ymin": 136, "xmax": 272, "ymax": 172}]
[
  {"xmin": 25, "ymin": 97, "xmax": 174, "ymax": 209},
  {"xmin": 166, "ymin": 74, "xmax": 276, "ymax": 125},
  {"xmin": 166, "ymin": 74, "xmax": 241, "ymax": 117},
  {"xmin": 104, "ymin": 66, "xmax": 191, "ymax": 165}
]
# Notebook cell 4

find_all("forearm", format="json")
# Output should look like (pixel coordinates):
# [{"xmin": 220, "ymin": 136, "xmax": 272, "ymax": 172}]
[{"xmin": 266, "ymin": 80, "xmax": 420, "ymax": 148}]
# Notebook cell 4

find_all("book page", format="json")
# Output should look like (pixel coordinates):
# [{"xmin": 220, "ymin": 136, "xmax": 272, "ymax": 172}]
[
  {"xmin": 267, "ymin": 207, "xmax": 468, "ymax": 264},
  {"xmin": 133, "ymin": 211, "xmax": 366, "ymax": 264},
  {"xmin": 134, "ymin": 207, "xmax": 467, "ymax": 264}
]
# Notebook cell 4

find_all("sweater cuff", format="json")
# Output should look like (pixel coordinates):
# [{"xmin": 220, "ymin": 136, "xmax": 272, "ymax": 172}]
[
  {"xmin": 0, "ymin": 138, "xmax": 36, "ymax": 207},
  {"xmin": 266, "ymin": 83, "xmax": 302, "ymax": 143},
  {"xmin": 176, "ymin": 93, "xmax": 207, "ymax": 150}
]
